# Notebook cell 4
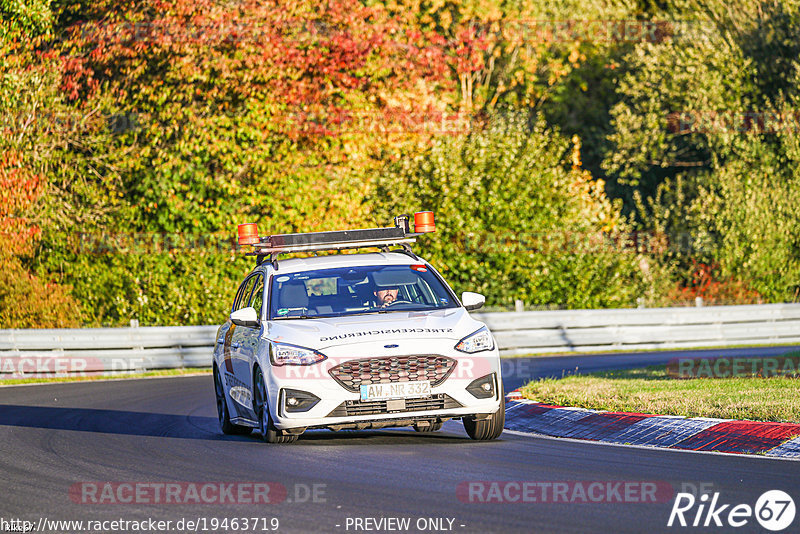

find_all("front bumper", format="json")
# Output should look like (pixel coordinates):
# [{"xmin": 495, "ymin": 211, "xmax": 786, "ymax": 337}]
[{"xmin": 265, "ymin": 340, "xmax": 502, "ymax": 431}]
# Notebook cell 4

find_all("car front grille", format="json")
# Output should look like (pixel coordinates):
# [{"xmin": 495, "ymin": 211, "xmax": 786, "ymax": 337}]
[
  {"xmin": 326, "ymin": 394, "xmax": 462, "ymax": 417},
  {"xmin": 327, "ymin": 355, "xmax": 457, "ymax": 393}
]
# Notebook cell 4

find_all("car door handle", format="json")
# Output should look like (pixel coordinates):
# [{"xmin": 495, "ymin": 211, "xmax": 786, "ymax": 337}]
[
  {"xmin": 217, "ymin": 338, "xmax": 225, "ymax": 345},
  {"xmin": 231, "ymin": 343, "xmax": 240, "ymax": 349}
]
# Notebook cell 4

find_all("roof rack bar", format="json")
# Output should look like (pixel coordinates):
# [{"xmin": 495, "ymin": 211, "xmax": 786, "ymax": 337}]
[
  {"xmin": 246, "ymin": 238, "xmax": 417, "ymax": 255},
  {"xmin": 263, "ymin": 227, "xmax": 405, "ymax": 248},
  {"xmin": 237, "ymin": 212, "xmax": 435, "ymax": 264}
]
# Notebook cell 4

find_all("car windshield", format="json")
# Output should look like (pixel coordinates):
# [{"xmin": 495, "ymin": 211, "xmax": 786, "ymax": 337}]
[{"xmin": 268, "ymin": 264, "xmax": 458, "ymax": 319}]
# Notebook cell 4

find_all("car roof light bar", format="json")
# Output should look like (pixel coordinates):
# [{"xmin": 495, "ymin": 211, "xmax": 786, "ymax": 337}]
[
  {"xmin": 253, "ymin": 227, "xmax": 418, "ymax": 254},
  {"xmin": 238, "ymin": 212, "xmax": 435, "ymax": 267}
]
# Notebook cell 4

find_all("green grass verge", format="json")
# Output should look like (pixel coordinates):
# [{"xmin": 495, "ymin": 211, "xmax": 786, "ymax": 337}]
[
  {"xmin": 520, "ymin": 365, "xmax": 800, "ymax": 423},
  {"xmin": 0, "ymin": 368, "xmax": 211, "ymax": 386}
]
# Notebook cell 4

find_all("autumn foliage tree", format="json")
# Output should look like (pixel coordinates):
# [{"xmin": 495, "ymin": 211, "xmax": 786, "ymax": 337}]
[
  {"xmin": 373, "ymin": 114, "xmax": 647, "ymax": 308},
  {"xmin": 0, "ymin": 149, "xmax": 80, "ymax": 327},
  {"xmin": 0, "ymin": 13, "xmax": 83, "ymax": 327},
  {"xmin": 25, "ymin": 0, "xmax": 467, "ymax": 324},
  {"xmin": 5, "ymin": 0, "xmax": 796, "ymax": 327}
]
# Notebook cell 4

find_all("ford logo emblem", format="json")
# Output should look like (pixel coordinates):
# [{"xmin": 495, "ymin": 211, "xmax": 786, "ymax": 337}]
[{"xmin": 384, "ymin": 344, "xmax": 399, "ymax": 348}]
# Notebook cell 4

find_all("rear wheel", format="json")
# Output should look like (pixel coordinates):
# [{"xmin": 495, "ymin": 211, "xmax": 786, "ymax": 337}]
[
  {"xmin": 254, "ymin": 367, "xmax": 298, "ymax": 444},
  {"xmin": 214, "ymin": 365, "xmax": 251, "ymax": 435},
  {"xmin": 463, "ymin": 386, "xmax": 505, "ymax": 441}
]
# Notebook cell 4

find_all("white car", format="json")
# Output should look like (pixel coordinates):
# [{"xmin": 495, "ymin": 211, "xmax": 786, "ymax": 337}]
[{"xmin": 212, "ymin": 215, "xmax": 504, "ymax": 443}]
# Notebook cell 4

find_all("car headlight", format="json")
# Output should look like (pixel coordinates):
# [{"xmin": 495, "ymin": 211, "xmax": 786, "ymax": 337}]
[
  {"xmin": 270, "ymin": 342, "xmax": 327, "ymax": 366},
  {"xmin": 455, "ymin": 326, "xmax": 495, "ymax": 353}
]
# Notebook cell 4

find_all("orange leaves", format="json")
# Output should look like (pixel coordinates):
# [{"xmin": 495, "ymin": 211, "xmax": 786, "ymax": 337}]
[
  {"xmin": 0, "ymin": 255, "xmax": 82, "ymax": 328},
  {"xmin": 0, "ymin": 150, "xmax": 43, "ymax": 215},
  {"xmin": 669, "ymin": 262, "xmax": 762, "ymax": 305},
  {"xmin": 0, "ymin": 149, "xmax": 44, "ymax": 256},
  {"xmin": 53, "ymin": 0, "xmax": 454, "ymax": 121},
  {"xmin": 451, "ymin": 24, "xmax": 489, "ymax": 76}
]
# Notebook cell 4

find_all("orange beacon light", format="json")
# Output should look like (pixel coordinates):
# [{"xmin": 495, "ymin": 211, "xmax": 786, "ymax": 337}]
[
  {"xmin": 237, "ymin": 223, "xmax": 260, "ymax": 245},
  {"xmin": 414, "ymin": 211, "xmax": 435, "ymax": 233}
]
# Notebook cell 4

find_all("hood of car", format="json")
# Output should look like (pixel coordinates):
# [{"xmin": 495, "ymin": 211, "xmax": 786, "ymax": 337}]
[{"xmin": 265, "ymin": 308, "xmax": 483, "ymax": 350}]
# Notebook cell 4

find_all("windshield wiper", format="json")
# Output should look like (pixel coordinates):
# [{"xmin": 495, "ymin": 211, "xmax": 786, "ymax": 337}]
[{"xmin": 336, "ymin": 310, "xmax": 389, "ymax": 316}]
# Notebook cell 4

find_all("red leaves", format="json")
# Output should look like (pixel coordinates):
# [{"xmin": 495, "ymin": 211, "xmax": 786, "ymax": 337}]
[
  {"xmin": 671, "ymin": 262, "xmax": 762, "ymax": 305},
  {"xmin": 52, "ymin": 0, "xmax": 455, "ymax": 119},
  {"xmin": 0, "ymin": 150, "xmax": 44, "ymax": 256},
  {"xmin": 450, "ymin": 24, "xmax": 490, "ymax": 76}
]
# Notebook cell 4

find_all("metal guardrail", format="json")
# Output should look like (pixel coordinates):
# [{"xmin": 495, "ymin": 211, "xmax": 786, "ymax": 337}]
[
  {"xmin": 0, "ymin": 326, "xmax": 218, "ymax": 374},
  {"xmin": 472, "ymin": 303, "xmax": 800, "ymax": 356},
  {"xmin": 1, "ymin": 304, "xmax": 799, "ymax": 375}
]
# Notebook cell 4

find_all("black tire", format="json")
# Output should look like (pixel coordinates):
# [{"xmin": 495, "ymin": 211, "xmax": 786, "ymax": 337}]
[
  {"xmin": 214, "ymin": 365, "xmax": 251, "ymax": 435},
  {"xmin": 254, "ymin": 367, "xmax": 298, "ymax": 444},
  {"xmin": 413, "ymin": 421, "xmax": 443, "ymax": 432},
  {"xmin": 463, "ymin": 386, "xmax": 505, "ymax": 441}
]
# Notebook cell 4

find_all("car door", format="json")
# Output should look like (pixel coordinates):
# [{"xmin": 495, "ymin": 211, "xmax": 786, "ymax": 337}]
[
  {"xmin": 225, "ymin": 274, "xmax": 259, "ymax": 420},
  {"xmin": 219, "ymin": 276, "xmax": 251, "ymax": 375},
  {"xmin": 232, "ymin": 273, "xmax": 264, "ymax": 417}
]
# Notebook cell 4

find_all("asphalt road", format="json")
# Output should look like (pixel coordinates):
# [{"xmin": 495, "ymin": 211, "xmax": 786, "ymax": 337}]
[{"xmin": 1, "ymin": 347, "xmax": 799, "ymax": 534}]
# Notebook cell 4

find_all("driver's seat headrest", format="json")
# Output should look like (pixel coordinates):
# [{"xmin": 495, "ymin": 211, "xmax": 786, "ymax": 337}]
[{"xmin": 279, "ymin": 282, "xmax": 309, "ymax": 309}]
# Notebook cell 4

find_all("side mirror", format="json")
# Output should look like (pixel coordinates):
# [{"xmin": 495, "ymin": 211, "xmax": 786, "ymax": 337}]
[
  {"xmin": 230, "ymin": 306, "xmax": 260, "ymax": 327},
  {"xmin": 461, "ymin": 292, "xmax": 485, "ymax": 311}
]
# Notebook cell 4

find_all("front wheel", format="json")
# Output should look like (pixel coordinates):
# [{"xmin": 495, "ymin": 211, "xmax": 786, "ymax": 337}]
[
  {"xmin": 463, "ymin": 387, "xmax": 505, "ymax": 441},
  {"xmin": 214, "ymin": 365, "xmax": 251, "ymax": 435},
  {"xmin": 254, "ymin": 367, "xmax": 298, "ymax": 444}
]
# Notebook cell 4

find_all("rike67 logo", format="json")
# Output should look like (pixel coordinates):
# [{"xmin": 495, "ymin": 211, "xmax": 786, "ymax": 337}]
[{"xmin": 668, "ymin": 490, "xmax": 795, "ymax": 531}]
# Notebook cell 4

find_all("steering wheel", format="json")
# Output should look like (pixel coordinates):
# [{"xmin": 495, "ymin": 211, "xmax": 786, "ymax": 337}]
[{"xmin": 384, "ymin": 299, "xmax": 413, "ymax": 307}]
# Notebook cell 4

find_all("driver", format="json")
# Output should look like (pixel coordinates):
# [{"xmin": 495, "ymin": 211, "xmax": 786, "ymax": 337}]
[{"xmin": 374, "ymin": 286, "xmax": 399, "ymax": 307}]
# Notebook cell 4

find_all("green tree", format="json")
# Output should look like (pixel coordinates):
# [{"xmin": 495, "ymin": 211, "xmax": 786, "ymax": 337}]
[
  {"xmin": 698, "ymin": 130, "xmax": 800, "ymax": 301},
  {"xmin": 0, "ymin": 0, "xmax": 52, "ymax": 36},
  {"xmin": 371, "ymin": 113, "xmax": 648, "ymax": 308},
  {"xmin": 605, "ymin": 0, "xmax": 800, "ymax": 302}
]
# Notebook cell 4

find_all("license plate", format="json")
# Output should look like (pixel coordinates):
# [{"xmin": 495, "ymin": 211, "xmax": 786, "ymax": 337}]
[{"xmin": 360, "ymin": 380, "xmax": 430, "ymax": 401}]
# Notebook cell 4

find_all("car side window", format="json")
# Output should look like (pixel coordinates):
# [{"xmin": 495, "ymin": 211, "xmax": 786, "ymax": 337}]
[
  {"xmin": 233, "ymin": 275, "xmax": 257, "ymax": 311},
  {"xmin": 232, "ymin": 280, "xmax": 247, "ymax": 311},
  {"xmin": 250, "ymin": 275, "xmax": 264, "ymax": 317}
]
